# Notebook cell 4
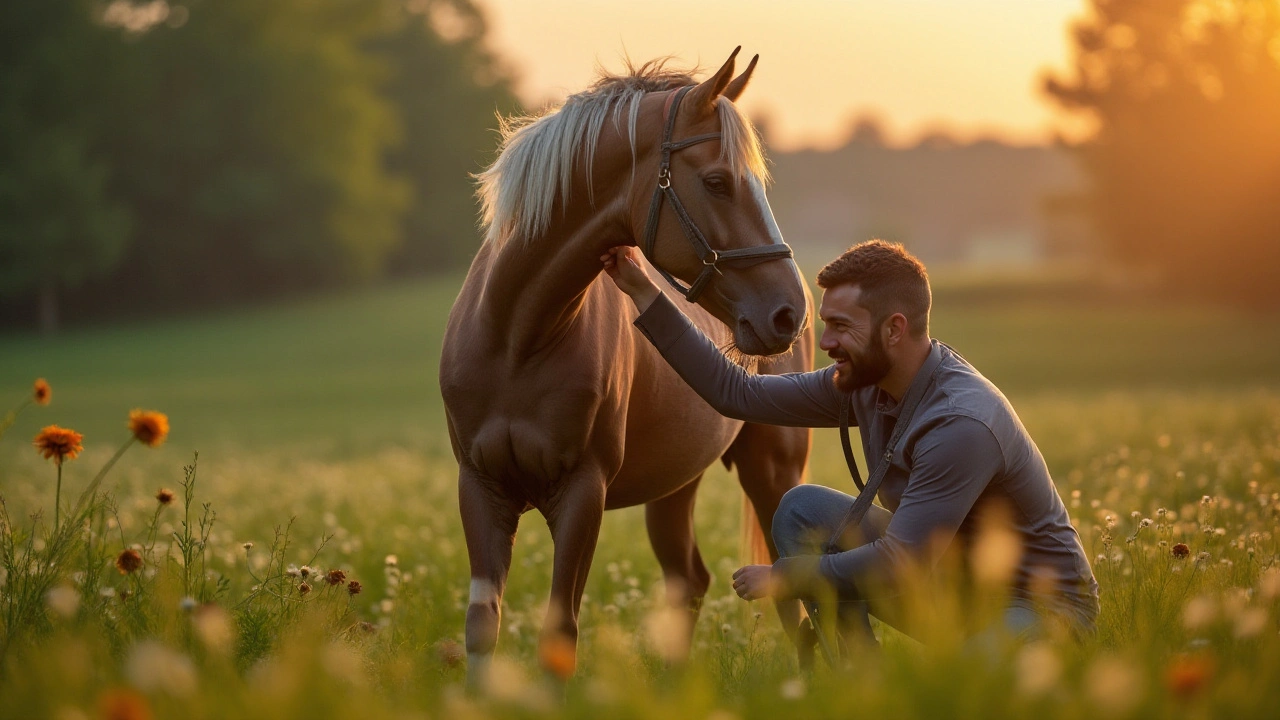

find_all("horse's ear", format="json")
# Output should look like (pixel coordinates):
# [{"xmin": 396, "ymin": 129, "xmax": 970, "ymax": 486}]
[
  {"xmin": 685, "ymin": 46, "xmax": 740, "ymax": 117},
  {"xmin": 722, "ymin": 54, "xmax": 758, "ymax": 103}
]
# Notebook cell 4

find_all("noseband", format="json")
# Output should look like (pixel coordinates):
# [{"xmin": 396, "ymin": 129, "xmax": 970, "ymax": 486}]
[{"xmin": 638, "ymin": 85, "xmax": 794, "ymax": 303}]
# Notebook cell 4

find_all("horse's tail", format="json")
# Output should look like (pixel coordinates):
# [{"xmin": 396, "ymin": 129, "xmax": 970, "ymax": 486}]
[{"xmin": 740, "ymin": 495, "xmax": 772, "ymax": 566}]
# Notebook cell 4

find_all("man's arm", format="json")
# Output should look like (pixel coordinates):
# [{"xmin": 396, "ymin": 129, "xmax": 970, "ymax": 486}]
[
  {"xmin": 602, "ymin": 245, "xmax": 844, "ymax": 428},
  {"xmin": 771, "ymin": 415, "xmax": 1004, "ymax": 600},
  {"xmin": 635, "ymin": 292, "xmax": 843, "ymax": 428}
]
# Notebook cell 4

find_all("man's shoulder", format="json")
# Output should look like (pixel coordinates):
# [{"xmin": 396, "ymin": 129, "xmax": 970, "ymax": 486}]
[{"xmin": 925, "ymin": 343, "xmax": 1022, "ymax": 436}]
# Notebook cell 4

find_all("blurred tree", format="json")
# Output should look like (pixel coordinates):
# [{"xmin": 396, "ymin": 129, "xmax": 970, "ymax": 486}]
[
  {"xmin": 90, "ymin": 0, "xmax": 410, "ymax": 309},
  {"xmin": 1045, "ymin": 0, "xmax": 1280, "ymax": 307},
  {"xmin": 375, "ymin": 0, "xmax": 519, "ymax": 272},
  {"xmin": 0, "ymin": 0, "xmax": 131, "ymax": 334}
]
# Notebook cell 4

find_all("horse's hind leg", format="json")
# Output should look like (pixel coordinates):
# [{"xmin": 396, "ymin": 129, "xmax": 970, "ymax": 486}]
[
  {"xmin": 459, "ymin": 469, "xmax": 522, "ymax": 689},
  {"xmin": 727, "ymin": 422, "xmax": 810, "ymax": 646},
  {"xmin": 645, "ymin": 476, "xmax": 712, "ymax": 642},
  {"xmin": 542, "ymin": 478, "xmax": 606, "ymax": 678}
]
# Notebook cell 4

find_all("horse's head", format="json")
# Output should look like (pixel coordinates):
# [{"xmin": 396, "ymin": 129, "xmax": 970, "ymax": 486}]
[{"xmin": 631, "ymin": 48, "xmax": 807, "ymax": 357}]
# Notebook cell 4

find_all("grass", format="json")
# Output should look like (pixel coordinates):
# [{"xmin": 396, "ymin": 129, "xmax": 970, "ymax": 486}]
[{"xmin": 1, "ymin": 269, "xmax": 1279, "ymax": 719}]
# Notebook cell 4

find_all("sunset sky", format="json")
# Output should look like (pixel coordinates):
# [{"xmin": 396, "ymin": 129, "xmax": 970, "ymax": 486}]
[{"xmin": 476, "ymin": 0, "xmax": 1090, "ymax": 150}]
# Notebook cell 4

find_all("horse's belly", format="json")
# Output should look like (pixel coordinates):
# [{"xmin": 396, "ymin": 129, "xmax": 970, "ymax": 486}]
[{"xmin": 603, "ymin": 407, "xmax": 743, "ymax": 509}]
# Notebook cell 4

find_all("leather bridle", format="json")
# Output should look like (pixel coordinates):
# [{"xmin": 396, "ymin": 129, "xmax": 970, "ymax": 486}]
[{"xmin": 638, "ymin": 85, "xmax": 794, "ymax": 303}]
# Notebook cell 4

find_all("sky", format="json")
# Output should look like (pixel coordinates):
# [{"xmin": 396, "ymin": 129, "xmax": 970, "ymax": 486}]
[{"xmin": 474, "ymin": 0, "xmax": 1090, "ymax": 150}]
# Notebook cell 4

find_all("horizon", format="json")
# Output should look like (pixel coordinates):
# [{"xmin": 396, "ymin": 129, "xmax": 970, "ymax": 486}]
[{"xmin": 475, "ymin": 0, "xmax": 1092, "ymax": 151}]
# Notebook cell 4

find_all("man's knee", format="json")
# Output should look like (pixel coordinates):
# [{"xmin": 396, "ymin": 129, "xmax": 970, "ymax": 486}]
[{"xmin": 772, "ymin": 485, "xmax": 831, "ymax": 555}]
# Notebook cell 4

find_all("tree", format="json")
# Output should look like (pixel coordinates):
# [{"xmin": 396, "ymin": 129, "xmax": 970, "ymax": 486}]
[
  {"xmin": 89, "ymin": 0, "xmax": 410, "ymax": 310},
  {"xmin": 375, "ymin": 0, "xmax": 519, "ymax": 272},
  {"xmin": 1044, "ymin": 0, "xmax": 1280, "ymax": 307},
  {"xmin": 0, "ymin": 0, "xmax": 131, "ymax": 334}
]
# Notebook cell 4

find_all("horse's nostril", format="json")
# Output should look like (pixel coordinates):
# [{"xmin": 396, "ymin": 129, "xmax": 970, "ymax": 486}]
[{"xmin": 771, "ymin": 305, "xmax": 798, "ymax": 339}]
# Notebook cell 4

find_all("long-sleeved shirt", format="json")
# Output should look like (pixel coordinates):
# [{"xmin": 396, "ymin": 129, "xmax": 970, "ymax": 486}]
[{"xmin": 634, "ymin": 293, "xmax": 1100, "ymax": 628}]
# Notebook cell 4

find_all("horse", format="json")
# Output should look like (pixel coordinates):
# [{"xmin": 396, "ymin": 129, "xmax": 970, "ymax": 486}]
[{"xmin": 439, "ymin": 48, "xmax": 814, "ymax": 683}]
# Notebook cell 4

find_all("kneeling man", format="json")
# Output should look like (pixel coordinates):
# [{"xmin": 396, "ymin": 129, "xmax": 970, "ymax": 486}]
[{"xmin": 602, "ymin": 240, "xmax": 1098, "ymax": 650}]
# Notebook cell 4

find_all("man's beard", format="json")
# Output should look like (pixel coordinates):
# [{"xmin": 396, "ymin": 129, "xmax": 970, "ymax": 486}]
[{"xmin": 831, "ymin": 331, "xmax": 891, "ymax": 393}]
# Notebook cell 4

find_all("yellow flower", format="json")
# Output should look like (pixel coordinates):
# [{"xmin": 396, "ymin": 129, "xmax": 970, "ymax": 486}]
[
  {"xmin": 33, "ymin": 425, "xmax": 84, "ymax": 465},
  {"xmin": 128, "ymin": 410, "xmax": 169, "ymax": 448},
  {"xmin": 33, "ymin": 378, "xmax": 51, "ymax": 405}
]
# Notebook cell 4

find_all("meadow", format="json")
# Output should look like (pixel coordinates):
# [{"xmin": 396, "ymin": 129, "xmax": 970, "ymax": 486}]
[{"xmin": 1, "ymin": 270, "xmax": 1279, "ymax": 719}]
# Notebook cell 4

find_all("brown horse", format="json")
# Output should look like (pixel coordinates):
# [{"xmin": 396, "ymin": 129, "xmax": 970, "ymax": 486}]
[{"xmin": 440, "ymin": 48, "xmax": 813, "ymax": 683}]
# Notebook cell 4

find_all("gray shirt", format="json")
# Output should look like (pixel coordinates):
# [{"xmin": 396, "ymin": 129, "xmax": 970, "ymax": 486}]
[{"xmin": 635, "ymin": 294, "xmax": 1099, "ymax": 628}]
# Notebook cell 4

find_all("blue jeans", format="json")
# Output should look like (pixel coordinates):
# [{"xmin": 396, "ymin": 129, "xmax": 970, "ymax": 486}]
[{"xmin": 771, "ymin": 484, "xmax": 1043, "ymax": 649}]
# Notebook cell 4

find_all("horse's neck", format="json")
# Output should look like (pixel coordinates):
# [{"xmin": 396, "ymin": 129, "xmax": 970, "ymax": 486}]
[{"xmin": 483, "ymin": 202, "xmax": 630, "ymax": 360}]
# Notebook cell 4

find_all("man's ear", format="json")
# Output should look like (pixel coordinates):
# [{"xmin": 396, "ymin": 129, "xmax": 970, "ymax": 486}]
[{"xmin": 884, "ymin": 313, "xmax": 909, "ymax": 345}]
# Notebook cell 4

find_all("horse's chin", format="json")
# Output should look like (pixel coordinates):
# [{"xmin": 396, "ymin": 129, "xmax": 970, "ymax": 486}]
[{"xmin": 733, "ymin": 321, "xmax": 794, "ymax": 358}]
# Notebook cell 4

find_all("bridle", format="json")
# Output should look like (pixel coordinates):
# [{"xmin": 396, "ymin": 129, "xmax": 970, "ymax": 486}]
[{"xmin": 638, "ymin": 85, "xmax": 794, "ymax": 303}]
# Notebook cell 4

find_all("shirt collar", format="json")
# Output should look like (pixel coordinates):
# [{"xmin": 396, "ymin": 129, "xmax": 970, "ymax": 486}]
[{"xmin": 875, "ymin": 339, "xmax": 942, "ymax": 418}]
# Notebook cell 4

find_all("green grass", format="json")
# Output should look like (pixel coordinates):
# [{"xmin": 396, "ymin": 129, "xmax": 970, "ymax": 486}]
[{"xmin": 1, "ymin": 270, "xmax": 1279, "ymax": 719}]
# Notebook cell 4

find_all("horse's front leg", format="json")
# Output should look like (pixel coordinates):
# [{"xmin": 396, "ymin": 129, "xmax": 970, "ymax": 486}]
[
  {"xmin": 541, "ymin": 475, "xmax": 606, "ymax": 679},
  {"xmin": 459, "ymin": 468, "xmax": 524, "ymax": 690}
]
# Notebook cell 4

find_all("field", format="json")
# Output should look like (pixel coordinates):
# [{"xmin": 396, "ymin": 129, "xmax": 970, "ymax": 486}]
[{"xmin": 2, "ymin": 271, "xmax": 1279, "ymax": 719}]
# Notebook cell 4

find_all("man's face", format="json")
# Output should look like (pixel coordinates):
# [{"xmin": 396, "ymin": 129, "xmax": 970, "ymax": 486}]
[{"xmin": 818, "ymin": 284, "xmax": 891, "ymax": 392}]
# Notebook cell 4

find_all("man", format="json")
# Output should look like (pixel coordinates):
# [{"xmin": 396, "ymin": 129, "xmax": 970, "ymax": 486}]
[{"xmin": 601, "ymin": 240, "xmax": 1098, "ymax": 650}]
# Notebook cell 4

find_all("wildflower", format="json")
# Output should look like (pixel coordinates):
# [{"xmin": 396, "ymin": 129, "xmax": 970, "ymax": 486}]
[
  {"xmin": 33, "ymin": 425, "xmax": 83, "ymax": 464},
  {"xmin": 325, "ymin": 569, "xmax": 347, "ymax": 586},
  {"xmin": 385, "ymin": 554, "xmax": 398, "ymax": 567},
  {"xmin": 1016, "ymin": 642, "xmax": 1062, "ymax": 696},
  {"xmin": 437, "ymin": 638, "xmax": 465, "ymax": 668},
  {"xmin": 538, "ymin": 633, "xmax": 577, "ymax": 680},
  {"xmin": 1183, "ymin": 596, "xmax": 1217, "ymax": 630},
  {"xmin": 299, "ymin": 565, "xmax": 314, "ymax": 579},
  {"xmin": 1165, "ymin": 654, "xmax": 1214, "ymax": 698},
  {"xmin": 1140, "ymin": 518, "xmax": 1153, "ymax": 528},
  {"xmin": 46, "ymin": 585, "xmax": 80, "ymax": 618},
  {"xmin": 1172, "ymin": 543, "xmax": 1190, "ymax": 558},
  {"xmin": 1196, "ymin": 551, "xmax": 1211, "ymax": 563},
  {"xmin": 299, "ymin": 582, "xmax": 311, "ymax": 596},
  {"xmin": 33, "ymin": 378, "xmax": 51, "ymax": 406},
  {"xmin": 1233, "ymin": 607, "xmax": 1268, "ymax": 638},
  {"xmin": 779, "ymin": 677, "xmax": 807, "ymax": 700},
  {"xmin": 243, "ymin": 542, "xmax": 254, "ymax": 551},
  {"xmin": 115, "ymin": 549, "xmax": 144, "ymax": 575},
  {"xmin": 286, "ymin": 564, "xmax": 301, "ymax": 577},
  {"xmin": 125, "ymin": 641, "xmax": 196, "ymax": 696},
  {"xmin": 155, "ymin": 488, "xmax": 175, "ymax": 505},
  {"xmin": 1157, "ymin": 508, "xmax": 1168, "ymax": 517},
  {"xmin": 347, "ymin": 580, "xmax": 363, "ymax": 596},
  {"xmin": 97, "ymin": 687, "xmax": 152, "ymax": 720},
  {"xmin": 192, "ymin": 604, "xmax": 233, "ymax": 653},
  {"xmin": 179, "ymin": 596, "xmax": 197, "ymax": 612},
  {"xmin": 1085, "ymin": 656, "xmax": 1145, "ymax": 714},
  {"xmin": 1201, "ymin": 495, "xmax": 1212, "ymax": 505},
  {"xmin": 358, "ymin": 621, "xmax": 376, "ymax": 634},
  {"xmin": 127, "ymin": 410, "xmax": 169, "ymax": 448}
]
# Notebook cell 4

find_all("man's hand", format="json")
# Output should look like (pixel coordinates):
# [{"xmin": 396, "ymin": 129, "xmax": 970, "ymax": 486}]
[
  {"xmin": 601, "ymin": 246, "xmax": 661, "ymax": 312},
  {"xmin": 731, "ymin": 564, "xmax": 777, "ymax": 601}
]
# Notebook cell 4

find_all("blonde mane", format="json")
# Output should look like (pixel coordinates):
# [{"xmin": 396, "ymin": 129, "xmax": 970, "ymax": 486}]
[{"xmin": 475, "ymin": 59, "xmax": 770, "ymax": 249}]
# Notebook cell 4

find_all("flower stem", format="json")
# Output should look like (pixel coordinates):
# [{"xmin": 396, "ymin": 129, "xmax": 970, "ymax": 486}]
[
  {"xmin": 54, "ymin": 462, "xmax": 63, "ymax": 532},
  {"xmin": 70, "ymin": 438, "xmax": 136, "ymax": 521}
]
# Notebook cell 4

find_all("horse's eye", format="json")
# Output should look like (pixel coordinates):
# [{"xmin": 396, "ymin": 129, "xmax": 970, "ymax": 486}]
[{"xmin": 702, "ymin": 175, "xmax": 730, "ymax": 196}]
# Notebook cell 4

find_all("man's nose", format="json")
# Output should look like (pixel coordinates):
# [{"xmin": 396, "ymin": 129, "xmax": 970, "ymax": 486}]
[{"xmin": 819, "ymin": 331, "xmax": 836, "ymax": 351}]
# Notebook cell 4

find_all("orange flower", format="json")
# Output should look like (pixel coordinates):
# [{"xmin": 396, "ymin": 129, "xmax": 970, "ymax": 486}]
[
  {"xmin": 1172, "ymin": 543, "xmax": 1191, "ymax": 559},
  {"xmin": 538, "ymin": 634, "xmax": 577, "ymax": 681},
  {"xmin": 155, "ymin": 488, "xmax": 175, "ymax": 505},
  {"xmin": 33, "ymin": 425, "xmax": 84, "ymax": 464},
  {"xmin": 325, "ymin": 569, "xmax": 347, "ymax": 586},
  {"xmin": 33, "ymin": 378, "xmax": 51, "ymax": 406},
  {"xmin": 98, "ymin": 687, "xmax": 153, "ymax": 720},
  {"xmin": 128, "ymin": 410, "xmax": 169, "ymax": 448},
  {"xmin": 115, "ymin": 548, "xmax": 144, "ymax": 575},
  {"xmin": 1165, "ymin": 653, "xmax": 1214, "ymax": 698},
  {"xmin": 347, "ymin": 580, "xmax": 363, "ymax": 596}
]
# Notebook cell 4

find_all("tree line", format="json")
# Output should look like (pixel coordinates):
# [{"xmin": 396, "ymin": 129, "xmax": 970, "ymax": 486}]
[{"xmin": 1, "ymin": 0, "xmax": 517, "ymax": 332}]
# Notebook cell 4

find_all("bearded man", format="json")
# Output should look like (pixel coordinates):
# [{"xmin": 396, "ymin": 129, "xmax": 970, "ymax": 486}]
[{"xmin": 601, "ymin": 239, "xmax": 1098, "ymax": 653}]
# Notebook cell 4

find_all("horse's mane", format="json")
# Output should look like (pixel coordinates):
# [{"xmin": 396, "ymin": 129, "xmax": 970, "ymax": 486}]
[{"xmin": 475, "ymin": 58, "xmax": 770, "ymax": 249}]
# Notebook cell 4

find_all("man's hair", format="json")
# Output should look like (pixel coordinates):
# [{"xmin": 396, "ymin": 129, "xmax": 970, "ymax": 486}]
[{"xmin": 816, "ymin": 240, "xmax": 931, "ymax": 338}]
